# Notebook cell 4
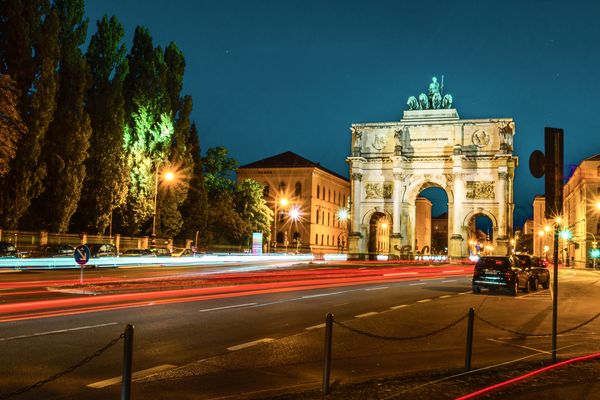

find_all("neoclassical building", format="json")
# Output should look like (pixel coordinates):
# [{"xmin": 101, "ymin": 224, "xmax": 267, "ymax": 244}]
[
  {"xmin": 237, "ymin": 151, "xmax": 350, "ymax": 253},
  {"xmin": 346, "ymin": 79, "xmax": 518, "ymax": 259}
]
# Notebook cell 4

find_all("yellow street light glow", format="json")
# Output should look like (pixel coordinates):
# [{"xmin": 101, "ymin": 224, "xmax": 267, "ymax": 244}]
[
  {"xmin": 337, "ymin": 208, "xmax": 349, "ymax": 221},
  {"xmin": 289, "ymin": 206, "xmax": 300, "ymax": 221},
  {"xmin": 538, "ymin": 230, "xmax": 545, "ymax": 237},
  {"xmin": 556, "ymin": 216, "xmax": 562, "ymax": 224},
  {"xmin": 164, "ymin": 171, "xmax": 175, "ymax": 181},
  {"xmin": 596, "ymin": 201, "xmax": 600, "ymax": 210},
  {"xmin": 279, "ymin": 198, "xmax": 289, "ymax": 207},
  {"xmin": 381, "ymin": 222, "xmax": 388, "ymax": 229},
  {"xmin": 544, "ymin": 225, "xmax": 551, "ymax": 232}
]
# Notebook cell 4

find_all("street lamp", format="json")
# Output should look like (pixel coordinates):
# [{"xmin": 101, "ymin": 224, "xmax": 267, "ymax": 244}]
[
  {"xmin": 272, "ymin": 196, "xmax": 288, "ymax": 252},
  {"xmin": 336, "ymin": 207, "xmax": 350, "ymax": 253},
  {"xmin": 152, "ymin": 164, "xmax": 175, "ymax": 238}
]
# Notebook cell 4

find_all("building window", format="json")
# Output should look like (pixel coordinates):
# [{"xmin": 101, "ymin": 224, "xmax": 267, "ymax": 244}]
[
  {"xmin": 316, "ymin": 208, "xmax": 319, "ymax": 224},
  {"xmin": 327, "ymin": 236, "xmax": 330, "ymax": 246},
  {"xmin": 321, "ymin": 234, "xmax": 324, "ymax": 245},
  {"xmin": 328, "ymin": 189, "xmax": 331, "ymax": 202},
  {"xmin": 597, "ymin": 166, "xmax": 600, "ymax": 177},
  {"xmin": 315, "ymin": 234, "xmax": 318, "ymax": 244},
  {"xmin": 295, "ymin": 182, "xmax": 302, "ymax": 197},
  {"xmin": 263, "ymin": 185, "xmax": 269, "ymax": 198},
  {"xmin": 317, "ymin": 185, "xmax": 320, "ymax": 198},
  {"xmin": 322, "ymin": 211, "xmax": 325, "ymax": 225},
  {"xmin": 327, "ymin": 212, "xmax": 330, "ymax": 226},
  {"xmin": 279, "ymin": 182, "xmax": 286, "ymax": 191},
  {"xmin": 343, "ymin": 195, "xmax": 346, "ymax": 206},
  {"xmin": 322, "ymin": 187, "xmax": 326, "ymax": 200}
]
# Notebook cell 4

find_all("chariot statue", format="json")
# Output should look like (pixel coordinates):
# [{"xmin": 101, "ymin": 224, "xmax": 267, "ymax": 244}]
[{"xmin": 406, "ymin": 76, "xmax": 454, "ymax": 110}]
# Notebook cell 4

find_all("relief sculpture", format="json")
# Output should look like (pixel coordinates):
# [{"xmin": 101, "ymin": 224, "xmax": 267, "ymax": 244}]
[
  {"xmin": 466, "ymin": 181, "xmax": 495, "ymax": 199},
  {"xmin": 365, "ymin": 183, "xmax": 393, "ymax": 199}
]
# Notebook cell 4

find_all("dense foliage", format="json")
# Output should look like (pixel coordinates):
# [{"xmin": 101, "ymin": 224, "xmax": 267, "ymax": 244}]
[{"xmin": 0, "ymin": 1, "xmax": 272, "ymax": 247}]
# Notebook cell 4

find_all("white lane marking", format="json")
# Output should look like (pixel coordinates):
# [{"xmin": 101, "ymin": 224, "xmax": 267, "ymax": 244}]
[
  {"xmin": 384, "ymin": 272, "xmax": 418, "ymax": 276},
  {"xmin": 227, "ymin": 338, "xmax": 274, "ymax": 351},
  {"xmin": 0, "ymin": 322, "xmax": 118, "ymax": 342},
  {"xmin": 305, "ymin": 323, "xmax": 326, "ymax": 330},
  {"xmin": 439, "ymin": 295, "xmax": 452, "ymax": 299},
  {"xmin": 458, "ymin": 291, "xmax": 470, "ymax": 295},
  {"xmin": 441, "ymin": 280, "xmax": 457, "ymax": 283},
  {"xmin": 355, "ymin": 312, "xmax": 379, "ymax": 318},
  {"xmin": 417, "ymin": 299, "xmax": 432, "ymax": 303},
  {"xmin": 409, "ymin": 282, "xmax": 426, "ymax": 286},
  {"xmin": 443, "ymin": 269, "xmax": 464, "ymax": 273},
  {"xmin": 365, "ymin": 286, "xmax": 389, "ymax": 291},
  {"xmin": 88, "ymin": 364, "xmax": 177, "ymax": 388},
  {"xmin": 302, "ymin": 291, "xmax": 343, "ymax": 299},
  {"xmin": 487, "ymin": 338, "xmax": 550, "ymax": 354},
  {"xmin": 199, "ymin": 303, "xmax": 257, "ymax": 312},
  {"xmin": 390, "ymin": 304, "xmax": 409, "ymax": 310}
]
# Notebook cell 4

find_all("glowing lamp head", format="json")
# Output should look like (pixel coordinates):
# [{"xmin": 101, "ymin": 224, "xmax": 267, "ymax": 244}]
[
  {"xmin": 544, "ymin": 225, "xmax": 551, "ymax": 233},
  {"xmin": 289, "ymin": 206, "xmax": 300, "ymax": 221},
  {"xmin": 164, "ymin": 171, "xmax": 175, "ymax": 181},
  {"xmin": 380, "ymin": 222, "xmax": 388, "ymax": 230},
  {"xmin": 337, "ymin": 208, "xmax": 349, "ymax": 221},
  {"xmin": 279, "ymin": 198, "xmax": 289, "ymax": 207},
  {"xmin": 538, "ymin": 230, "xmax": 545, "ymax": 237},
  {"xmin": 559, "ymin": 229, "xmax": 572, "ymax": 240}
]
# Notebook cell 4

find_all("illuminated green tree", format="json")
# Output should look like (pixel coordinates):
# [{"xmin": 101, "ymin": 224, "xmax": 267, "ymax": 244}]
[
  {"xmin": 29, "ymin": 0, "xmax": 91, "ymax": 232},
  {"xmin": 0, "ymin": 0, "xmax": 59, "ymax": 229},
  {"xmin": 121, "ymin": 26, "xmax": 172, "ymax": 234},
  {"xmin": 73, "ymin": 15, "xmax": 129, "ymax": 234},
  {"xmin": 235, "ymin": 179, "xmax": 273, "ymax": 246}
]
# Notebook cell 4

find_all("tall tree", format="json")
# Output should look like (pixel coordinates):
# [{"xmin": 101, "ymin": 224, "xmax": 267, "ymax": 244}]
[
  {"xmin": 235, "ymin": 179, "xmax": 273, "ymax": 246},
  {"xmin": 179, "ymin": 123, "xmax": 208, "ymax": 245},
  {"xmin": 0, "ymin": 74, "xmax": 27, "ymax": 176},
  {"xmin": 157, "ymin": 42, "xmax": 193, "ymax": 238},
  {"xmin": 29, "ymin": 0, "xmax": 91, "ymax": 232},
  {"xmin": 74, "ymin": 15, "xmax": 128, "ymax": 234},
  {"xmin": 121, "ymin": 26, "xmax": 171, "ymax": 235},
  {"xmin": 0, "ymin": 0, "xmax": 59, "ymax": 229}
]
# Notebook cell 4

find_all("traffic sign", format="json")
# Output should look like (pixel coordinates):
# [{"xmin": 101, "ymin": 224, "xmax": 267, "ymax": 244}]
[{"xmin": 74, "ymin": 245, "xmax": 91, "ymax": 266}]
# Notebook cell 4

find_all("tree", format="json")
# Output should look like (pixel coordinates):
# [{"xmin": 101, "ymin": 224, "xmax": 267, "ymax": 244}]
[
  {"xmin": 28, "ymin": 0, "xmax": 91, "ymax": 232},
  {"xmin": 74, "ymin": 15, "xmax": 128, "ymax": 234},
  {"xmin": 0, "ymin": 0, "xmax": 59, "ymax": 229},
  {"xmin": 179, "ymin": 123, "xmax": 208, "ymax": 245},
  {"xmin": 0, "ymin": 74, "xmax": 26, "ymax": 176},
  {"xmin": 235, "ymin": 179, "xmax": 273, "ymax": 246},
  {"xmin": 121, "ymin": 26, "xmax": 172, "ymax": 235}
]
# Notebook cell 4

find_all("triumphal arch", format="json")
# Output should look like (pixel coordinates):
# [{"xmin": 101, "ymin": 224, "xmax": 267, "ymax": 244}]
[{"xmin": 346, "ymin": 78, "xmax": 518, "ymax": 259}]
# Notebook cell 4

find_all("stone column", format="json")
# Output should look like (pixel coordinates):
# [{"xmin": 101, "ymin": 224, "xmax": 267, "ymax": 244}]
[
  {"xmin": 390, "ymin": 172, "xmax": 403, "ymax": 258},
  {"xmin": 450, "ymin": 172, "xmax": 465, "ymax": 258},
  {"xmin": 497, "ymin": 171, "xmax": 507, "ymax": 238},
  {"xmin": 348, "ymin": 172, "xmax": 363, "ymax": 258}
]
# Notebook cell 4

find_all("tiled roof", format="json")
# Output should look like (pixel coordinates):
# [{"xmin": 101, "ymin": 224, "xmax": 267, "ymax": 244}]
[{"xmin": 239, "ymin": 151, "xmax": 348, "ymax": 182}]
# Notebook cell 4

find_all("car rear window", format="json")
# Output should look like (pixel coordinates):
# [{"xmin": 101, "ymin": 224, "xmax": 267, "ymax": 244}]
[
  {"xmin": 516, "ymin": 256, "xmax": 532, "ymax": 267},
  {"xmin": 475, "ymin": 257, "xmax": 511, "ymax": 271}
]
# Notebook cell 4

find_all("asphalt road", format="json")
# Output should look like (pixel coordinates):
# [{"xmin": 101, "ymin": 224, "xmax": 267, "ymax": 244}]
[{"xmin": 1, "ymin": 263, "xmax": 599, "ymax": 400}]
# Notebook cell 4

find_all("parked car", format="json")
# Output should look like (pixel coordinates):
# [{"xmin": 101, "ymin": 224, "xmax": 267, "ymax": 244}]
[
  {"xmin": 38, "ymin": 244, "xmax": 75, "ymax": 257},
  {"xmin": 150, "ymin": 247, "xmax": 172, "ymax": 257},
  {"xmin": 171, "ymin": 248, "xmax": 197, "ymax": 257},
  {"xmin": 472, "ymin": 255, "xmax": 531, "ymax": 295},
  {"xmin": 122, "ymin": 248, "xmax": 156, "ymax": 257},
  {"xmin": 0, "ymin": 242, "xmax": 18, "ymax": 258},
  {"xmin": 88, "ymin": 243, "xmax": 118, "ymax": 258},
  {"xmin": 515, "ymin": 254, "xmax": 551, "ymax": 290}
]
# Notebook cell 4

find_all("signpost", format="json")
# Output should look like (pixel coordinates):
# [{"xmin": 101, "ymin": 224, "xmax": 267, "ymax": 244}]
[{"xmin": 74, "ymin": 244, "xmax": 91, "ymax": 284}]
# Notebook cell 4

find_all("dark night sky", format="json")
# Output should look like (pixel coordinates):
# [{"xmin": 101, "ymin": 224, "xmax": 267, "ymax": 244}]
[{"xmin": 86, "ymin": 0, "xmax": 600, "ymax": 227}]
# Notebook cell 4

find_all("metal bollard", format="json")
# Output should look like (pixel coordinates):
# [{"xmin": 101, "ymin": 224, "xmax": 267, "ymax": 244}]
[
  {"xmin": 322, "ymin": 313, "xmax": 333, "ymax": 395},
  {"xmin": 465, "ymin": 308, "xmax": 474, "ymax": 371},
  {"xmin": 122, "ymin": 324, "xmax": 134, "ymax": 400}
]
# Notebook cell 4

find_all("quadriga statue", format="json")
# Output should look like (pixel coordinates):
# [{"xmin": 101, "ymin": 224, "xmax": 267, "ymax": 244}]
[
  {"xmin": 407, "ymin": 96, "xmax": 419, "ymax": 110},
  {"xmin": 418, "ymin": 93, "xmax": 429, "ymax": 110},
  {"xmin": 442, "ymin": 94, "xmax": 453, "ymax": 109},
  {"xmin": 431, "ymin": 92, "xmax": 442, "ymax": 109}
]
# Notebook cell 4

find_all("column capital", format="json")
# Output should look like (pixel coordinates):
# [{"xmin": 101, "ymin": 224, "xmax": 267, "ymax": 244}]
[
  {"xmin": 498, "ymin": 171, "xmax": 508, "ymax": 180},
  {"xmin": 351, "ymin": 173, "xmax": 363, "ymax": 181}
]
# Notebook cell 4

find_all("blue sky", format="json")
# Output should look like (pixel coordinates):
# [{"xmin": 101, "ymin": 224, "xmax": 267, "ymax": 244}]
[{"xmin": 86, "ymin": 0, "xmax": 600, "ymax": 226}]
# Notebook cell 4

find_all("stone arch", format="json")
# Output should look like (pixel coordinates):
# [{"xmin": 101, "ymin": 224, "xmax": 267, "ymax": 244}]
[
  {"xmin": 462, "ymin": 209, "xmax": 498, "ymax": 230},
  {"xmin": 405, "ymin": 175, "xmax": 454, "ymax": 205}
]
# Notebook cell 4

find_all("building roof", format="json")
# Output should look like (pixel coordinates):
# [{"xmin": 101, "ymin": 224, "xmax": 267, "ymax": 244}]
[
  {"xmin": 239, "ymin": 151, "xmax": 349, "ymax": 182},
  {"xmin": 583, "ymin": 153, "xmax": 600, "ymax": 162}
]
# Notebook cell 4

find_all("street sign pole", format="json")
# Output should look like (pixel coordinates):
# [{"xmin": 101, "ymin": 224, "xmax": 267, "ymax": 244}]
[{"xmin": 74, "ymin": 245, "xmax": 91, "ymax": 285}]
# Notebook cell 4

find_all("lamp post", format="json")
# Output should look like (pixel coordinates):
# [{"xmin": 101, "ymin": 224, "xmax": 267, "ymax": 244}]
[
  {"xmin": 272, "ymin": 196, "xmax": 288, "ymax": 252},
  {"xmin": 538, "ymin": 230, "xmax": 545, "ymax": 257},
  {"xmin": 152, "ymin": 165, "xmax": 174, "ymax": 238},
  {"xmin": 586, "ymin": 232, "xmax": 598, "ymax": 269},
  {"xmin": 337, "ymin": 207, "xmax": 349, "ymax": 254}
]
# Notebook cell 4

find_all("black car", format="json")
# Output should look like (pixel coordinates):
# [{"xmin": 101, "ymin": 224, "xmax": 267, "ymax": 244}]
[
  {"xmin": 516, "ymin": 254, "xmax": 551, "ymax": 290},
  {"xmin": 0, "ymin": 242, "xmax": 18, "ymax": 258},
  {"xmin": 88, "ymin": 243, "xmax": 118, "ymax": 258},
  {"xmin": 38, "ymin": 244, "xmax": 75, "ymax": 257},
  {"xmin": 472, "ymin": 255, "xmax": 531, "ymax": 295}
]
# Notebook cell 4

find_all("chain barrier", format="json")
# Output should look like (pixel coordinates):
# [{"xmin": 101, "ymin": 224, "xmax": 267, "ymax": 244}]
[
  {"xmin": 0, "ymin": 331, "xmax": 125, "ymax": 400},
  {"xmin": 475, "ymin": 311, "xmax": 600, "ymax": 337},
  {"xmin": 332, "ymin": 313, "xmax": 468, "ymax": 341}
]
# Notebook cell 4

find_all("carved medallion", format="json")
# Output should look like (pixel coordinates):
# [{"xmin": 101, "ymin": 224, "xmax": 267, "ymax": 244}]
[
  {"xmin": 466, "ymin": 181, "xmax": 495, "ymax": 199},
  {"xmin": 472, "ymin": 130, "xmax": 490, "ymax": 147},
  {"xmin": 372, "ymin": 134, "xmax": 386, "ymax": 150}
]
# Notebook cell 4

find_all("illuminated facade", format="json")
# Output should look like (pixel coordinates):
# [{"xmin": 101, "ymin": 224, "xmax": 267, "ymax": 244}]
[
  {"xmin": 237, "ymin": 151, "xmax": 350, "ymax": 253},
  {"xmin": 415, "ymin": 197, "xmax": 432, "ymax": 253},
  {"xmin": 347, "ymin": 107, "xmax": 517, "ymax": 259},
  {"xmin": 562, "ymin": 154, "xmax": 600, "ymax": 267},
  {"xmin": 532, "ymin": 197, "xmax": 555, "ymax": 259}
]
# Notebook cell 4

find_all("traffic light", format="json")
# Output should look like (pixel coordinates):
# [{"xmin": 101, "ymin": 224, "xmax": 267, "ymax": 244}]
[{"xmin": 544, "ymin": 128, "xmax": 563, "ymax": 219}]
